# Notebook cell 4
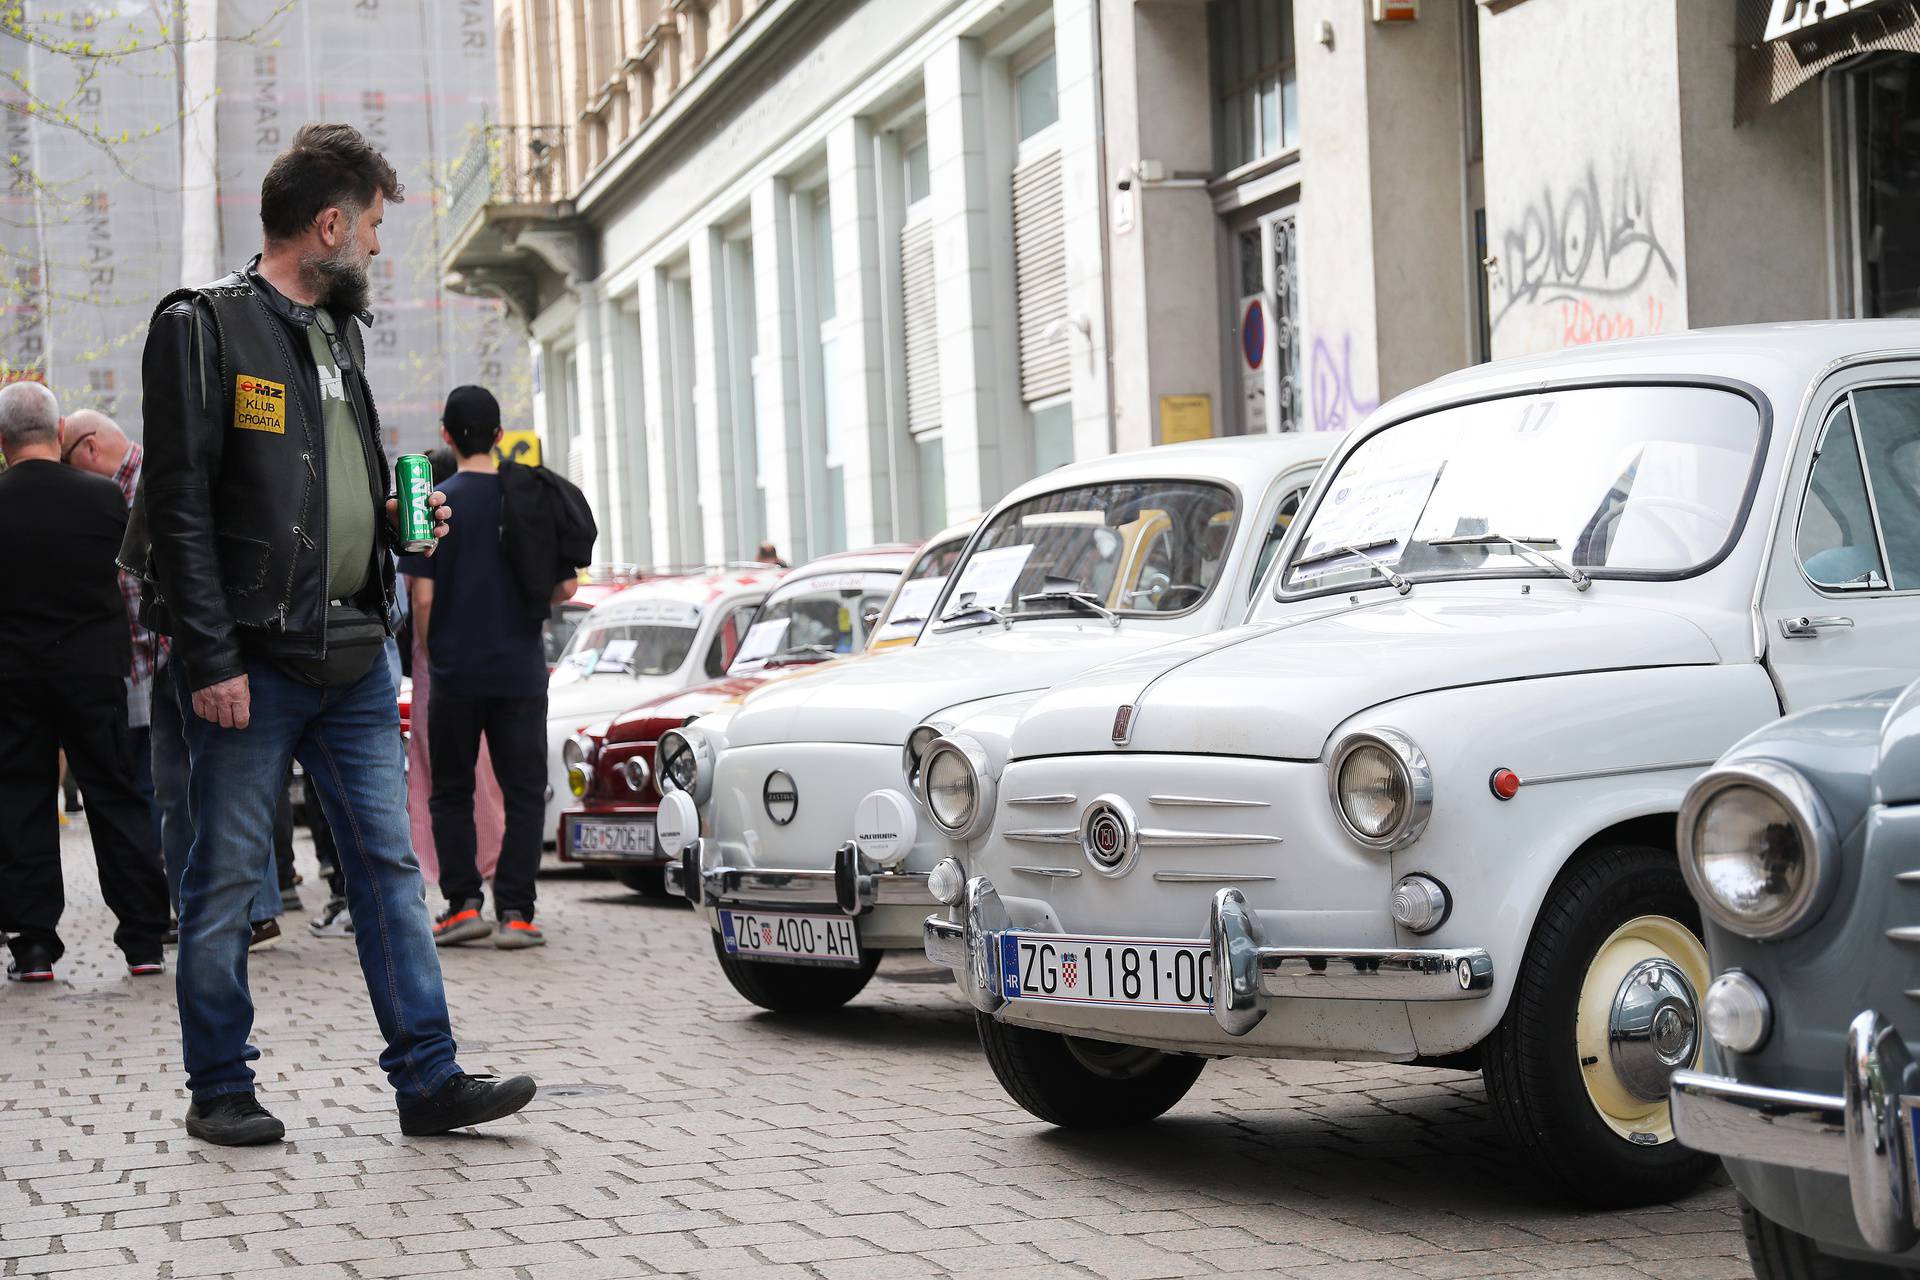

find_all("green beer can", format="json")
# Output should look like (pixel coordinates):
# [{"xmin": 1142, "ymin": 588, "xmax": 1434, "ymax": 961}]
[{"xmin": 395, "ymin": 454, "xmax": 436, "ymax": 553}]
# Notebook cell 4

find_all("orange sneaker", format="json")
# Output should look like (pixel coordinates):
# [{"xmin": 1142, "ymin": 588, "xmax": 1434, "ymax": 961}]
[
  {"xmin": 494, "ymin": 912, "xmax": 546, "ymax": 950},
  {"xmin": 432, "ymin": 899, "xmax": 490, "ymax": 946}
]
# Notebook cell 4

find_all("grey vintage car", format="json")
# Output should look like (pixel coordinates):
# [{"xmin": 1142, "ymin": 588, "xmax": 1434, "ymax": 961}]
[{"xmin": 1671, "ymin": 679, "xmax": 1920, "ymax": 1276}]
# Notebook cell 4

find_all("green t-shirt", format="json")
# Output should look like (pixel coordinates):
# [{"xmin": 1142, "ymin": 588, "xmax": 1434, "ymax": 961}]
[{"xmin": 307, "ymin": 314, "xmax": 376, "ymax": 601}]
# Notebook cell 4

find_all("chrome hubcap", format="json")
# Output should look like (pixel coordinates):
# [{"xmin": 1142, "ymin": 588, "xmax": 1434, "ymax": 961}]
[{"xmin": 1607, "ymin": 957, "xmax": 1700, "ymax": 1103}]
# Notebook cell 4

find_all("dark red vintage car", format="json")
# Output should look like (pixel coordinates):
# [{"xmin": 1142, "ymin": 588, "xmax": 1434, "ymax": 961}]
[{"xmin": 556, "ymin": 529, "xmax": 975, "ymax": 893}]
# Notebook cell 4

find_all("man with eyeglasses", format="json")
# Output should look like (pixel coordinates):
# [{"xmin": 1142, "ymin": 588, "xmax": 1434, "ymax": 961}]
[{"xmin": 0, "ymin": 383, "xmax": 172, "ymax": 984}]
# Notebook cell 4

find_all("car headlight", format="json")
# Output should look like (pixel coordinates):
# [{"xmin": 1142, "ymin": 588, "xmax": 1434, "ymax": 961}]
[
  {"xmin": 903, "ymin": 721, "xmax": 950, "ymax": 791},
  {"xmin": 567, "ymin": 763, "xmax": 591, "ymax": 798},
  {"xmin": 1327, "ymin": 728, "xmax": 1432, "ymax": 850},
  {"xmin": 622, "ymin": 755, "xmax": 651, "ymax": 795},
  {"xmin": 917, "ymin": 735, "xmax": 994, "ymax": 841},
  {"xmin": 656, "ymin": 727, "xmax": 712, "ymax": 805},
  {"xmin": 562, "ymin": 733, "xmax": 593, "ymax": 771},
  {"xmin": 1678, "ymin": 760, "xmax": 1836, "ymax": 940}
]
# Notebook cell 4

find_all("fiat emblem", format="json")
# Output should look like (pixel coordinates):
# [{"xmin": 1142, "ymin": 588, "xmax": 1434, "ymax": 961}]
[
  {"xmin": 1079, "ymin": 796, "xmax": 1138, "ymax": 874},
  {"xmin": 763, "ymin": 771, "xmax": 799, "ymax": 826}
]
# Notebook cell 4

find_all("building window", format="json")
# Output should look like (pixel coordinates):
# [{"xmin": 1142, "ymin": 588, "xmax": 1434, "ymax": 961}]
[
  {"xmin": 1030, "ymin": 397, "xmax": 1073, "ymax": 473},
  {"xmin": 1015, "ymin": 49, "xmax": 1059, "ymax": 144},
  {"xmin": 1231, "ymin": 212, "xmax": 1301, "ymax": 434},
  {"xmin": 1848, "ymin": 55, "xmax": 1920, "ymax": 317},
  {"xmin": 905, "ymin": 136, "xmax": 931, "ymax": 207},
  {"xmin": 1210, "ymin": 0, "xmax": 1297, "ymax": 173}
]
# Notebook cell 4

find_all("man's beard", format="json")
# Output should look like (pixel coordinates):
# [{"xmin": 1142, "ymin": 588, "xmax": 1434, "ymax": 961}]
[{"xmin": 305, "ymin": 235, "xmax": 371, "ymax": 316}]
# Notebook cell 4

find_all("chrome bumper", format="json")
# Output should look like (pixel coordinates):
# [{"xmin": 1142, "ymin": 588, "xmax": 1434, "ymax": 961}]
[
  {"xmin": 1672, "ymin": 1011, "xmax": 1920, "ymax": 1254},
  {"xmin": 663, "ymin": 840, "xmax": 933, "ymax": 917},
  {"xmin": 922, "ymin": 879, "xmax": 1495, "ymax": 1031}
]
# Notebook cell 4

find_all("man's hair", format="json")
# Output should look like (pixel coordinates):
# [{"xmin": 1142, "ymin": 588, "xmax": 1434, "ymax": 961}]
[
  {"xmin": 259, "ymin": 123, "xmax": 404, "ymax": 242},
  {"xmin": 441, "ymin": 385, "xmax": 501, "ymax": 459},
  {"xmin": 0, "ymin": 381, "xmax": 59, "ymax": 455}
]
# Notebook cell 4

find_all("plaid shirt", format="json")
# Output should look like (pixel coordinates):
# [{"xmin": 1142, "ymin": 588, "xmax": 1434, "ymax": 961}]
[{"xmin": 113, "ymin": 443, "xmax": 168, "ymax": 683}]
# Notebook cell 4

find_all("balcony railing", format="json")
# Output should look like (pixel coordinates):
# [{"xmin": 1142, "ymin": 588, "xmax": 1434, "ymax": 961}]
[{"xmin": 446, "ymin": 124, "xmax": 570, "ymax": 235}]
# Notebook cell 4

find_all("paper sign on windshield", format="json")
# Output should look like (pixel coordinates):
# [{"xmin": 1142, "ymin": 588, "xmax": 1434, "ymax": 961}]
[
  {"xmin": 948, "ymin": 545, "xmax": 1035, "ymax": 610},
  {"xmin": 594, "ymin": 638, "xmax": 639, "ymax": 673},
  {"xmin": 733, "ymin": 618, "xmax": 791, "ymax": 666},
  {"xmin": 1296, "ymin": 464, "xmax": 1443, "ymax": 578},
  {"xmin": 876, "ymin": 577, "xmax": 946, "ymax": 640}
]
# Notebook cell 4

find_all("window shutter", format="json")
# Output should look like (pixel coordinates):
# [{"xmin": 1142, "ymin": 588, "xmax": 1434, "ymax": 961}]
[
  {"xmin": 900, "ymin": 218, "xmax": 940, "ymax": 434},
  {"xmin": 1013, "ymin": 148, "xmax": 1069, "ymax": 402},
  {"xmin": 566, "ymin": 437, "xmax": 587, "ymax": 488}
]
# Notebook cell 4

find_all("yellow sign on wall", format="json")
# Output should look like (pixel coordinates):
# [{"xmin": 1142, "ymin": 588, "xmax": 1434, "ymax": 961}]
[
  {"xmin": 494, "ymin": 430, "xmax": 542, "ymax": 467},
  {"xmin": 1158, "ymin": 395, "xmax": 1213, "ymax": 444}
]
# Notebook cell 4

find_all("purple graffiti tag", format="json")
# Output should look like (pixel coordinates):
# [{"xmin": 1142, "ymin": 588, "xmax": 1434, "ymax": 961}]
[{"xmin": 1310, "ymin": 333, "xmax": 1378, "ymax": 432}]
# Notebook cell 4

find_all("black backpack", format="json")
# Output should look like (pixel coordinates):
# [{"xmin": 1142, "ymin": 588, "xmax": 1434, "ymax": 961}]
[{"xmin": 499, "ymin": 460, "xmax": 597, "ymax": 622}]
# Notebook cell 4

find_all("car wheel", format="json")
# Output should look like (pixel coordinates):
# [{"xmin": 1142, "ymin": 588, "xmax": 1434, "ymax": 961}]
[
  {"xmin": 708, "ymin": 930, "xmax": 881, "ymax": 1013},
  {"xmin": 617, "ymin": 866, "xmax": 668, "ymax": 897},
  {"xmin": 1481, "ymin": 842, "xmax": 1718, "ymax": 1208},
  {"xmin": 976, "ymin": 1013, "xmax": 1205, "ymax": 1128},
  {"xmin": 1742, "ymin": 1194, "xmax": 1920, "ymax": 1279}
]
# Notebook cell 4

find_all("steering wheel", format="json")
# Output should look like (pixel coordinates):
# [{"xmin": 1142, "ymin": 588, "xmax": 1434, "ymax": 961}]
[{"xmin": 1155, "ymin": 584, "xmax": 1207, "ymax": 611}]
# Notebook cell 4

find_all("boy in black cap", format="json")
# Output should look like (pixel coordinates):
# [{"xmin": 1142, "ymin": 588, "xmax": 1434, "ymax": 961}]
[{"xmin": 402, "ymin": 387, "xmax": 576, "ymax": 950}]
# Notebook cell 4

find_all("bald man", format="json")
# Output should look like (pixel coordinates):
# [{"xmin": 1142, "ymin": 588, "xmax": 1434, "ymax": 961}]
[{"xmin": 0, "ymin": 384, "xmax": 170, "ymax": 982}]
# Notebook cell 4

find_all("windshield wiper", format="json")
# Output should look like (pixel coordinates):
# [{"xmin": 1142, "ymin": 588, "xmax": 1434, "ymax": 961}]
[
  {"xmin": 1289, "ymin": 539, "xmax": 1411, "ymax": 595},
  {"xmin": 1428, "ymin": 533, "xmax": 1591, "ymax": 592},
  {"xmin": 937, "ymin": 593, "xmax": 1013, "ymax": 632},
  {"xmin": 757, "ymin": 644, "xmax": 840, "ymax": 668},
  {"xmin": 1019, "ymin": 589, "xmax": 1120, "ymax": 629}
]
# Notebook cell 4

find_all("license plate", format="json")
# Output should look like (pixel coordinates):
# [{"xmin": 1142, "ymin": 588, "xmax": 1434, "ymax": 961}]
[
  {"xmin": 1000, "ymin": 933, "xmax": 1215, "ymax": 1011},
  {"xmin": 567, "ymin": 817, "xmax": 656, "ymax": 859},
  {"xmin": 719, "ymin": 909, "xmax": 862, "ymax": 968}
]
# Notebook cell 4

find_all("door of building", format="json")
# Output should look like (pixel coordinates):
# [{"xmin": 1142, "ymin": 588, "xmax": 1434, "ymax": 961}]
[{"xmin": 1228, "ymin": 205, "xmax": 1301, "ymax": 435}]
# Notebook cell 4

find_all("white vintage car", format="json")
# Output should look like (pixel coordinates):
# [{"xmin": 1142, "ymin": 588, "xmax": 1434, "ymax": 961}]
[
  {"xmin": 541, "ymin": 566, "xmax": 784, "ymax": 846},
  {"xmin": 922, "ymin": 323, "xmax": 1920, "ymax": 1209},
  {"xmin": 655, "ymin": 434, "xmax": 1339, "ymax": 1012}
]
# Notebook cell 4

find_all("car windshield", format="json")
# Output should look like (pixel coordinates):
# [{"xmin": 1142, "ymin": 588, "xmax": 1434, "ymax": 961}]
[
  {"xmin": 554, "ymin": 596, "xmax": 702, "ymax": 681},
  {"xmin": 1277, "ymin": 385, "xmax": 1762, "ymax": 596},
  {"xmin": 870, "ymin": 536, "xmax": 969, "ymax": 646},
  {"xmin": 541, "ymin": 602, "xmax": 591, "ymax": 666},
  {"xmin": 938, "ymin": 480, "xmax": 1237, "ymax": 628},
  {"xmin": 727, "ymin": 570, "xmax": 903, "ymax": 672}
]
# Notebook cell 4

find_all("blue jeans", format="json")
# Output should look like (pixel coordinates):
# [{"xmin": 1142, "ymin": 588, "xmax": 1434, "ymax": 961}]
[
  {"xmin": 173, "ymin": 658, "xmax": 460, "ymax": 1104},
  {"xmin": 153, "ymin": 663, "xmax": 280, "ymax": 923}
]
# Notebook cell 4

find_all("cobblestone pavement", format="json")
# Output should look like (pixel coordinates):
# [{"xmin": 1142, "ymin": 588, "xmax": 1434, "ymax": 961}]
[{"xmin": 0, "ymin": 819, "xmax": 1752, "ymax": 1280}]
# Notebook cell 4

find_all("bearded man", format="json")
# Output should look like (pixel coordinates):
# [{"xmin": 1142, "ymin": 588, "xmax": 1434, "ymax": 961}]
[{"xmin": 126, "ymin": 123, "xmax": 536, "ymax": 1146}]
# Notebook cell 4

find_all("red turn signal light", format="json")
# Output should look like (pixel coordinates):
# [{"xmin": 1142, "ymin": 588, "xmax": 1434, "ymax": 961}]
[{"xmin": 1489, "ymin": 768, "xmax": 1521, "ymax": 801}]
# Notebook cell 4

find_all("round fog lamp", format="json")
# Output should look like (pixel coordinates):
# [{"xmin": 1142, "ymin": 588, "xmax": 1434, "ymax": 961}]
[
  {"xmin": 927, "ymin": 858, "xmax": 966, "ymax": 906},
  {"xmin": 1390, "ymin": 874, "xmax": 1449, "ymax": 934},
  {"xmin": 622, "ymin": 756, "xmax": 651, "ymax": 795},
  {"xmin": 1703, "ymin": 970, "xmax": 1772, "ymax": 1054},
  {"xmin": 566, "ymin": 763, "xmax": 591, "ymax": 798}
]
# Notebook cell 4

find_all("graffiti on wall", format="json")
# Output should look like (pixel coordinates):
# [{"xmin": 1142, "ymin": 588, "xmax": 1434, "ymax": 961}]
[
  {"xmin": 1491, "ymin": 162, "xmax": 1679, "ymax": 354},
  {"xmin": 1310, "ymin": 332, "xmax": 1378, "ymax": 432}
]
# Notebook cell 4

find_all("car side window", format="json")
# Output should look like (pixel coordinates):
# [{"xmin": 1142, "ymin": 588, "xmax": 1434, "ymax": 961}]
[
  {"xmin": 703, "ymin": 604, "xmax": 755, "ymax": 678},
  {"xmin": 1851, "ymin": 386, "xmax": 1920, "ymax": 590},
  {"xmin": 1798, "ymin": 407, "xmax": 1890, "ymax": 591},
  {"xmin": 1250, "ymin": 485, "xmax": 1309, "ymax": 599}
]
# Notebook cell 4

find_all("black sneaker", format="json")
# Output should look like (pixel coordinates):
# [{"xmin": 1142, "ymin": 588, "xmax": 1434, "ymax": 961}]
[
  {"xmin": 5, "ymin": 942, "xmax": 53, "ymax": 983},
  {"xmin": 126, "ymin": 955, "xmax": 166, "ymax": 977},
  {"xmin": 185, "ymin": 1092, "xmax": 285, "ymax": 1146},
  {"xmin": 249, "ymin": 919, "xmax": 282, "ymax": 950},
  {"xmin": 280, "ymin": 886, "xmax": 304, "ymax": 912},
  {"xmin": 398, "ymin": 1072, "xmax": 538, "ymax": 1137},
  {"xmin": 432, "ymin": 898, "xmax": 491, "ymax": 946}
]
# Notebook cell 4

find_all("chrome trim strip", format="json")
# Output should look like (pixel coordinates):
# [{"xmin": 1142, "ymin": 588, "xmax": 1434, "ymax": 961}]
[
  {"xmin": 1898, "ymin": 871, "xmax": 1920, "ymax": 884},
  {"xmin": 1010, "ymin": 865, "xmax": 1081, "ymax": 878},
  {"xmin": 1007, "ymin": 828, "xmax": 1079, "ymax": 845},
  {"xmin": 1008, "ymin": 793, "xmax": 1076, "ymax": 806},
  {"xmin": 1139, "ymin": 829, "xmax": 1282, "ymax": 847},
  {"xmin": 1887, "ymin": 927, "xmax": 1920, "ymax": 945},
  {"xmin": 1148, "ymin": 795, "xmax": 1270, "ymax": 808},
  {"xmin": 699, "ymin": 863, "xmax": 935, "ymax": 913},
  {"xmin": 1669, "ymin": 1070, "xmax": 1848, "ymax": 1177},
  {"xmin": 1154, "ymin": 871, "xmax": 1276, "ymax": 883},
  {"xmin": 1521, "ymin": 758, "xmax": 1718, "ymax": 786}
]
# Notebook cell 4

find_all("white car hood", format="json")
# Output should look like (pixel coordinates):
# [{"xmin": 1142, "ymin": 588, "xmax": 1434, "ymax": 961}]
[
  {"xmin": 545, "ymin": 673, "xmax": 683, "ymax": 733},
  {"xmin": 1009, "ymin": 591, "xmax": 1725, "ymax": 761},
  {"xmin": 720, "ymin": 626, "xmax": 1167, "ymax": 748}
]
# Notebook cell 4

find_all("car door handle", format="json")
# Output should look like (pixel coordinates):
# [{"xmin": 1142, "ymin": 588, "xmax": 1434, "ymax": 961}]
[{"xmin": 1778, "ymin": 614, "xmax": 1855, "ymax": 639}]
